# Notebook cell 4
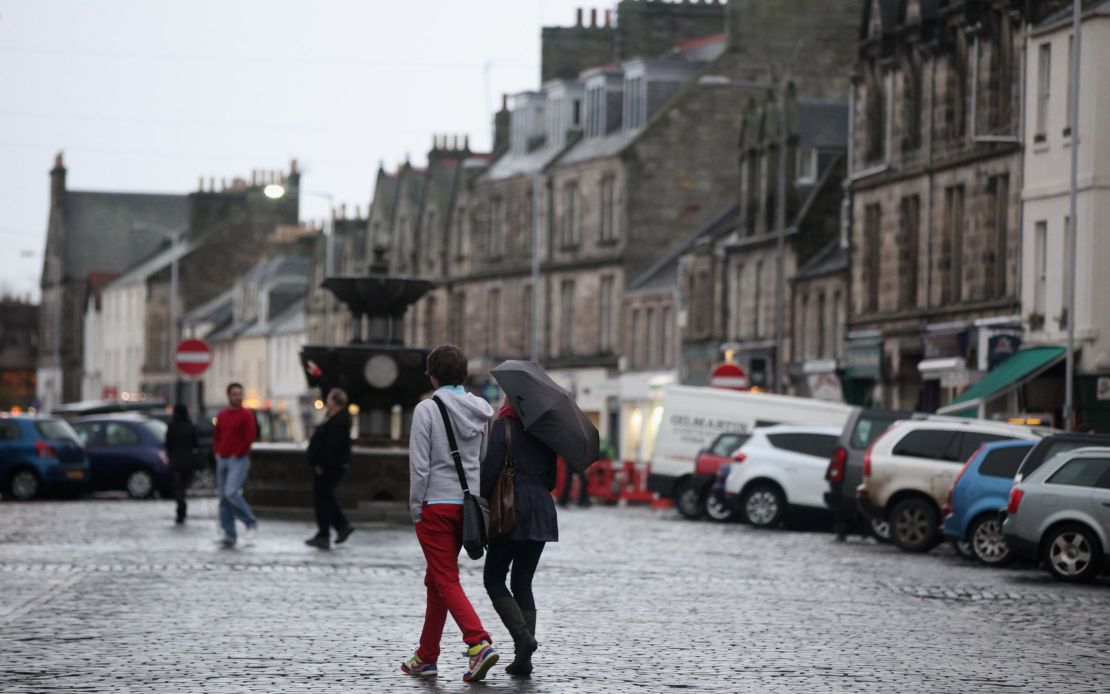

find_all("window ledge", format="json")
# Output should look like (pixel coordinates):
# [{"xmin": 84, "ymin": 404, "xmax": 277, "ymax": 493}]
[
  {"xmin": 597, "ymin": 238, "xmax": 619, "ymax": 248},
  {"xmin": 1033, "ymin": 133, "xmax": 1047, "ymax": 143}
]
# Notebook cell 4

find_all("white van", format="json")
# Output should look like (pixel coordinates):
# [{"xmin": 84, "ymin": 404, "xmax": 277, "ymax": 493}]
[{"xmin": 648, "ymin": 385, "xmax": 852, "ymax": 518}]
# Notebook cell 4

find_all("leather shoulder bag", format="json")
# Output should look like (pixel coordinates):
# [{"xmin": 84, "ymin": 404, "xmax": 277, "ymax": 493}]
[{"xmin": 489, "ymin": 419, "xmax": 518, "ymax": 538}]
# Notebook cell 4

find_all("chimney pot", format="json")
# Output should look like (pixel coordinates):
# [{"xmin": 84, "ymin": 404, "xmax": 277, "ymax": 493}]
[
  {"xmin": 208, "ymin": 177, "xmax": 215, "ymax": 193},
  {"xmin": 590, "ymin": 8, "xmax": 597, "ymax": 26},
  {"xmin": 290, "ymin": 158, "xmax": 298, "ymax": 174},
  {"xmin": 501, "ymin": 93, "xmax": 508, "ymax": 111},
  {"xmin": 464, "ymin": 134, "xmax": 470, "ymax": 150},
  {"xmin": 220, "ymin": 178, "xmax": 227, "ymax": 192},
  {"xmin": 54, "ymin": 151, "xmax": 65, "ymax": 168},
  {"xmin": 198, "ymin": 176, "xmax": 205, "ymax": 191},
  {"xmin": 605, "ymin": 9, "xmax": 611, "ymax": 26},
  {"xmin": 576, "ymin": 8, "xmax": 583, "ymax": 26}
]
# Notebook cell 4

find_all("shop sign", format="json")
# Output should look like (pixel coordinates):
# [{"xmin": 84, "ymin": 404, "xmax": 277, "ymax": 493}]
[
  {"xmin": 1097, "ymin": 377, "xmax": 1110, "ymax": 401},
  {"xmin": 987, "ymin": 334, "xmax": 1022, "ymax": 370}
]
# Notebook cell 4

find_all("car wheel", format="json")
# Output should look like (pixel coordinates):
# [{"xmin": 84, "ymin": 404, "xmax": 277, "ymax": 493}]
[
  {"xmin": 868, "ymin": 516, "xmax": 891, "ymax": 543},
  {"xmin": 970, "ymin": 515, "xmax": 1014, "ymax": 567},
  {"xmin": 8, "ymin": 469, "xmax": 41, "ymax": 501},
  {"xmin": 675, "ymin": 479, "xmax": 707, "ymax": 520},
  {"xmin": 741, "ymin": 484, "xmax": 785, "ymax": 528},
  {"xmin": 1043, "ymin": 524, "xmax": 1103, "ymax": 583},
  {"xmin": 890, "ymin": 498, "xmax": 940, "ymax": 552},
  {"xmin": 949, "ymin": 538, "xmax": 975, "ymax": 560},
  {"xmin": 126, "ymin": 469, "xmax": 155, "ymax": 499},
  {"xmin": 705, "ymin": 494, "xmax": 735, "ymax": 522}
]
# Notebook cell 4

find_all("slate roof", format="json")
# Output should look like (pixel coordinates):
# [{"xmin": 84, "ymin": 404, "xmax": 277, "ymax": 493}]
[
  {"xmin": 627, "ymin": 201, "xmax": 739, "ymax": 294},
  {"xmin": 797, "ymin": 101, "xmax": 849, "ymax": 150},
  {"xmin": 486, "ymin": 144, "xmax": 566, "ymax": 180},
  {"xmin": 794, "ymin": 240, "xmax": 849, "ymax": 281},
  {"xmin": 61, "ymin": 191, "xmax": 189, "ymax": 280},
  {"xmin": 1038, "ymin": 0, "xmax": 1110, "ymax": 27}
]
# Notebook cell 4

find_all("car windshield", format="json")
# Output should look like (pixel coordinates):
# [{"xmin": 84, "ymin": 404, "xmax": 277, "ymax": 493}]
[
  {"xmin": 141, "ymin": 419, "xmax": 168, "ymax": 441},
  {"xmin": 35, "ymin": 419, "xmax": 81, "ymax": 444},
  {"xmin": 710, "ymin": 433, "xmax": 750, "ymax": 457}
]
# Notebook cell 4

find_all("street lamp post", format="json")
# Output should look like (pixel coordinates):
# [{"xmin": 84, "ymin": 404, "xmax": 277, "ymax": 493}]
[
  {"xmin": 264, "ymin": 183, "xmax": 333, "ymax": 345},
  {"xmin": 1063, "ymin": 0, "xmax": 1081, "ymax": 431},
  {"xmin": 698, "ymin": 74, "xmax": 790, "ymax": 393}
]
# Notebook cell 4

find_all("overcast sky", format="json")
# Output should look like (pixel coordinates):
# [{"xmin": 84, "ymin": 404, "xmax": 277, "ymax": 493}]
[{"xmin": 0, "ymin": 0, "xmax": 598, "ymax": 300}]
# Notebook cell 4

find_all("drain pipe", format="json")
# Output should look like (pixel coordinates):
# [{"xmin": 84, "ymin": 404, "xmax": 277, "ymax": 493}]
[{"xmin": 925, "ymin": 54, "xmax": 936, "ymax": 312}]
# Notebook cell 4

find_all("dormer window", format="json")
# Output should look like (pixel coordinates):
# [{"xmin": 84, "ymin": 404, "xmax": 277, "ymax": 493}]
[
  {"xmin": 624, "ymin": 76, "xmax": 646, "ymax": 130},
  {"xmin": 585, "ymin": 85, "xmax": 605, "ymax": 138}
]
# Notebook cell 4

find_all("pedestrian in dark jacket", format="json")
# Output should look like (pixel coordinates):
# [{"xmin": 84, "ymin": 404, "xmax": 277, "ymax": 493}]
[
  {"xmin": 305, "ymin": 388, "xmax": 354, "ymax": 549},
  {"xmin": 164, "ymin": 404, "xmax": 199, "ymax": 524},
  {"xmin": 481, "ymin": 402, "xmax": 558, "ymax": 678}
]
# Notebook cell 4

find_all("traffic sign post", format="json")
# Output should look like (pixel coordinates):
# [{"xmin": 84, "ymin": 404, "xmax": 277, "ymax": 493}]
[
  {"xmin": 709, "ymin": 362, "xmax": 749, "ymax": 391},
  {"xmin": 174, "ymin": 339, "xmax": 212, "ymax": 377}
]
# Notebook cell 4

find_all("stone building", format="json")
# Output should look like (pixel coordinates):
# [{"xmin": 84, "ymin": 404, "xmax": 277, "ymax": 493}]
[
  {"xmin": 0, "ymin": 296, "xmax": 39, "ymax": 410},
  {"xmin": 678, "ymin": 96, "xmax": 849, "ymax": 393},
  {"xmin": 845, "ymin": 0, "xmax": 1061, "ymax": 411},
  {"xmin": 38, "ymin": 153, "xmax": 188, "ymax": 409},
  {"xmin": 140, "ymin": 165, "xmax": 301, "ymax": 401}
]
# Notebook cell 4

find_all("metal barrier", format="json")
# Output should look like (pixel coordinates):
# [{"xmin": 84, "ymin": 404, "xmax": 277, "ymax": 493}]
[{"xmin": 554, "ymin": 459, "xmax": 655, "ymax": 505}]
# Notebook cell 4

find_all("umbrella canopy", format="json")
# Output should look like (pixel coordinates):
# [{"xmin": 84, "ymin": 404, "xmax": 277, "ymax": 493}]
[{"xmin": 491, "ymin": 360, "xmax": 601, "ymax": 472}]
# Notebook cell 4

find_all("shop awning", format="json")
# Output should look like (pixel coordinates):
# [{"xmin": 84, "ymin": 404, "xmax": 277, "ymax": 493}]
[{"xmin": 936, "ymin": 346, "xmax": 1066, "ymax": 417}]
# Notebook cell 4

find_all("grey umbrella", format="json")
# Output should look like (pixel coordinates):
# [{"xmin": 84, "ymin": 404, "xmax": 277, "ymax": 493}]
[{"xmin": 490, "ymin": 360, "xmax": 601, "ymax": 472}]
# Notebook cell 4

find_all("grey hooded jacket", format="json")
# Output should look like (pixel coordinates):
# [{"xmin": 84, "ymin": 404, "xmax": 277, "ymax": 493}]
[{"xmin": 408, "ymin": 388, "xmax": 495, "ymax": 522}]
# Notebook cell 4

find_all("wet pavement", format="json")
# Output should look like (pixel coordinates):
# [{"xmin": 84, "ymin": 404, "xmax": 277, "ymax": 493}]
[{"xmin": 1, "ymin": 497, "xmax": 1108, "ymax": 693}]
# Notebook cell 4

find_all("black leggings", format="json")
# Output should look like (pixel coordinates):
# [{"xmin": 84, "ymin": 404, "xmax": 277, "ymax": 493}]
[{"xmin": 483, "ymin": 540, "xmax": 545, "ymax": 612}]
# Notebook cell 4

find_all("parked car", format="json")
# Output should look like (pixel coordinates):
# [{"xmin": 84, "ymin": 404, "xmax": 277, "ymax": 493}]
[
  {"xmin": 0, "ymin": 414, "xmax": 89, "ymax": 500},
  {"xmin": 942, "ymin": 439, "xmax": 1035, "ymax": 566},
  {"xmin": 857, "ymin": 418, "xmax": 1047, "ymax": 553},
  {"xmin": 648, "ymin": 385, "xmax": 851, "ymax": 519},
  {"xmin": 1002, "ymin": 447, "xmax": 1110, "ymax": 583},
  {"xmin": 719, "ymin": 424, "xmax": 841, "ymax": 528},
  {"xmin": 824, "ymin": 408, "xmax": 916, "ymax": 540},
  {"xmin": 697, "ymin": 431, "xmax": 751, "ymax": 520},
  {"xmin": 71, "ymin": 414, "xmax": 173, "ymax": 499},
  {"xmin": 1013, "ymin": 432, "xmax": 1110, "ymax": 484}
]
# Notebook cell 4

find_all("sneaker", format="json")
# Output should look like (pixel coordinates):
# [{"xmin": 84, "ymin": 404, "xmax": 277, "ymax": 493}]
[
  {"xmin": 335, "ymin": 525, "xmax": 355, "ymax": 544},
  {"xmin": 220, "ymin": 535, "xmax": 236, "ymax": 548},
  {"xmin": 305, "ymin": 535, "xmax": 330, "ymax": 549},
  {"xmin": 242, "ymin": 525, "xmax": 258, "ymax": 544},
  {"xmin": 462, "ymin": 641, "xmax": 498, "ymax": 682},
  {"xmin": 401, "ymin": 654, "xmax": 438, "ymax": 678}
]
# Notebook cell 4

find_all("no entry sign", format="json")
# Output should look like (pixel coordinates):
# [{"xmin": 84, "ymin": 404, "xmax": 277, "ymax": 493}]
[
  {"xmin": 709, "ymin": 362, "xmax": 749, "ymax": 391},
  {"xmin": 174, "ymin": 339, "xmax": 211, "ymax": 377}
]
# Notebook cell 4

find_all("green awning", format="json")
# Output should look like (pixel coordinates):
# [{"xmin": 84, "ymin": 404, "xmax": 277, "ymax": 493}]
[{"xmin": 937, "ymin": 346, "xmax": 1066, "ymax": 417}]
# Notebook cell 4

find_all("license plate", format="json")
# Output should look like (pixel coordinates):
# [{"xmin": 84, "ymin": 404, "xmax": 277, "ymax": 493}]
[{"xmin": 65, "ymin": 470, "xmax": 85, "ymax": 480}]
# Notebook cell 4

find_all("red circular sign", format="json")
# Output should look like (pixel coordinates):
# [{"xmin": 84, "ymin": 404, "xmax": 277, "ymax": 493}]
[
  {"xmin": 709, "ymin": 362, "xmax": 749, "ymax": 391},
  {"xmin": 174, "ymin": 339, "xmax": 212, "ymax": 376}
]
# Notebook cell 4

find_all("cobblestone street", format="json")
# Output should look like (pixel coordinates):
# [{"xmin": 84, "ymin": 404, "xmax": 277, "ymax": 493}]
[{"xmin": 1, "ymin": 498, "xmax": 1108, "ymax": 693}]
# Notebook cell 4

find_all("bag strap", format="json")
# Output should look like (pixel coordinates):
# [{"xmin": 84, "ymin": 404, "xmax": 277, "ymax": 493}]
[
  {"xmin": 432, "ymin": 396, "xmax": 470, "ymax": 494},
  {"xmin": 504, "ymin": 419, "xmax": 515, "ymax": 470}
]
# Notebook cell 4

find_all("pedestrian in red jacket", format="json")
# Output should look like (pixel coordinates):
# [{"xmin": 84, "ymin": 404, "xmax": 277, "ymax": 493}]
[{"xmin": 213, "ymin": 382, "xmax": 258, "ymax": 547}]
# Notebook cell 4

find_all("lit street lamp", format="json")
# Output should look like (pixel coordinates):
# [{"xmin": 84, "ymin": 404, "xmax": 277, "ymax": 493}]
[
  {"xmin": 697, "ymin": 74, "xmax": 789, "ymax": 394},
  {"xmin": 264, "ymin": 183, "xmax": 335, "ymax": 345}
]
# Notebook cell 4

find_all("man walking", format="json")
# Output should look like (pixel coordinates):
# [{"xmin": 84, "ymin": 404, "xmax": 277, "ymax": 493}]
[
  {"xmin": 213, "ymin": 382, "xmax": 258, "ymax": 547},
  {"xmin": 305, "ymin": 387, "xmax": 355, "ymax": 549}
]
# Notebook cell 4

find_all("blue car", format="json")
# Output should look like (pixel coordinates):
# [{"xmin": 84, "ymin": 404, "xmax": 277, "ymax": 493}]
[
  {"xmin": 942, "ymin": 439, "xmax": 1035, "ymax": 567},
  {"xmin": 72, "ymin": 414, "xmax": 172, "ymax": 499},
  {"xmin": 0, "ymin": 415, "xmax": 90, "ymax": 500}
]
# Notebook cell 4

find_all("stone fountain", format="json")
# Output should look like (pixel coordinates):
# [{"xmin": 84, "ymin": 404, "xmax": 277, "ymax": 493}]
[
  {"xmin": 245, "ymin": 252, "xmax": 432, "ymax": 515},
  {"xmin": 299, "ymin": 257, "xmax": 434, "ymax": 443}
]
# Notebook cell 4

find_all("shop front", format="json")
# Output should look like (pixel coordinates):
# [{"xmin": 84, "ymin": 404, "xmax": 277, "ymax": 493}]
[
  {"xmin": 842, "ymin": 331, "xmax": 883, "ymax": 406},
  {"xmin": 617, "ymin": 370, "xmax": 675, "ymax": 463}
]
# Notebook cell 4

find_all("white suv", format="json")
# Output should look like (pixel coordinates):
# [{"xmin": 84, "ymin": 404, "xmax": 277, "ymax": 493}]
[
  {"xmin": 857, "ymin": 419, "xmax": 1046, "ymax": 552},
  {"xmin": 720, "ymin": 424, "xmax": 841, "ymax": 528}
]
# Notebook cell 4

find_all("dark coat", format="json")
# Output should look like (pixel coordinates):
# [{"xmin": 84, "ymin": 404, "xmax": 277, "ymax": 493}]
[
  {"xmin": 481, "ymin": 416, "xmax": 559, "ymax": 543},
  {"xmin": 164, "ymin": 420, "xmax": 199, "ymax": 470},
  {"xmin": 308, "ymin": 409, "xmax": 352, "ymax": 471}
]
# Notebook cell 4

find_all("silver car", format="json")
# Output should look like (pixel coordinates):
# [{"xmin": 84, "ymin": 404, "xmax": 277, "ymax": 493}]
[{"xmin": 1002, "ymin": 447, "xmax": 1110, "ymax": 583}]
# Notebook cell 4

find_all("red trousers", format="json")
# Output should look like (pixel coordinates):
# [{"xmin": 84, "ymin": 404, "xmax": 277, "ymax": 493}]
[{"xmin": 414, "ymin": 504, "xmax": 491, "ymax": 662}]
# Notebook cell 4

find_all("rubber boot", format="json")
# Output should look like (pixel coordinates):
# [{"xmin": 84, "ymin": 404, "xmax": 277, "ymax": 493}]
[{"xmin": 492, "ymin": 598, "xmax": 536, "ymax": 677}]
